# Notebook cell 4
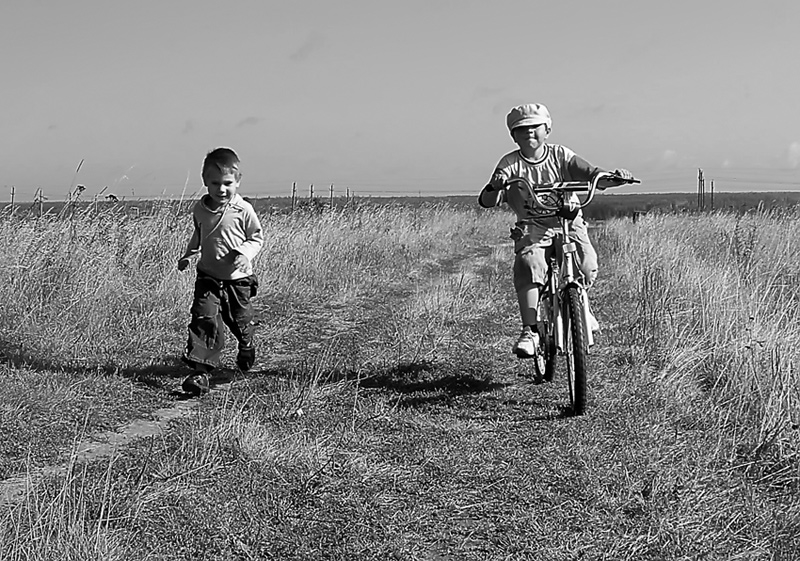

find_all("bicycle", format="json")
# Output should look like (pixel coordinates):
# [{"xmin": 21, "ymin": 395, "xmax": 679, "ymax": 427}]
[{"xmin": 504, "ymin": 172, "xmax": 639, "ymax": 415}]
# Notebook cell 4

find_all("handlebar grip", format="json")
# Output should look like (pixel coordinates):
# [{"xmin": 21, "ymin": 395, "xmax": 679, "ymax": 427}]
[
  {"xmin": 607, "ymin": 175, "xmax": 640, "ymax": 184},
  {"xmin": 597, "ymin": 175, "xmax": 640, "ymax": 191}
]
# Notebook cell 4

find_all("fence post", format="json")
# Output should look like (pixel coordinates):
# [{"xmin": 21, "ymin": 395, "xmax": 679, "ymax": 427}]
[
  {"xmin": 710, "ymin": 180, "xmax": 714, "ymax": 211},
  {"xmin": 697, "ymin": 168, "xmax": 705, "ymax": 211},
  {"xmin": 33, "ymin": 188, "xmax": 44, "ymax": 218},
  {"xmin": 330, "ymin": 184, "xmax": 334, "ymax": 208},
  {"xmin": 291, "ymin": 182, "xmax": 296, "ymax": 212}
]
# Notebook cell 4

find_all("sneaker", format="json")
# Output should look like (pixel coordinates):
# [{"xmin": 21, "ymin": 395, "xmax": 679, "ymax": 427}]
[
  {"xmin": 587, "ymin": 310, "xmax": 600, "ymax": 332},
  {"xmin": 513, "ymin": 326, "xmax": 539, "ymax": 359},
  {"xmin": 582, "ymin": 291, "xmax": 600, "ymax": 332},
  {"xmin": 180, "ymin": 354, "xmax": 195, "ymax": 369},
  {"xmin": 182, "ymin": 373, "xmax": 210, "ymax": 395},
  {"xmin": 236, "ymin": 346, "xmax": 255, "ymax": 371}
]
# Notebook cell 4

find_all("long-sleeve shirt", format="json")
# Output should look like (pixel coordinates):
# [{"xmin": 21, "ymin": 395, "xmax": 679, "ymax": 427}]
[{"xmin": 181, "ymin": 194, "xmax": 264, "ymax": 280}]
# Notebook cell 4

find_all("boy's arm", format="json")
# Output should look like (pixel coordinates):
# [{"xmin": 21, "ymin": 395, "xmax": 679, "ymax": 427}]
[
  {"xmin": 478, "ymin": 169, "xmax": 509, "ymax": 208},
  {"xmin": 566, "ymin": 154, "xmax": 632, "ymax": 187},
  {"xmin": 565, "ymin": 154, "xmax": 601, "ymax": 182},
  {"xmin": 232, "ymin": 207, "xmax": 264, "ymax": 263},
  {"xmin": 177, "ymin": 217, "xmax": 201, "ymax": 270}
]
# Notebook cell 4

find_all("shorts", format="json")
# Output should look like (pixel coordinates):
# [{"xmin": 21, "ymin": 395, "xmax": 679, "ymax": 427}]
[{"xmin": 512, "ymin": 217, "xmax": 598, "ymax": 290}]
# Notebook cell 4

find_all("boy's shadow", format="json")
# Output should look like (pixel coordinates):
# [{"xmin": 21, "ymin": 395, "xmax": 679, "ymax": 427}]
[
  {"xmin": 0, "ymin": 341, "xmax": 203, "ymax": 401},
  {"xmin": 120, "ymin": 360, "xmax": 286, "ymax": 400}
]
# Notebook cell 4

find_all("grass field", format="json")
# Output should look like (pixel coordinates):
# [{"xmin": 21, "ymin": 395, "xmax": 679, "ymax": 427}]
[{"xmin": 0, "ymin": 200, "xmax": 798, "ymax": 560}]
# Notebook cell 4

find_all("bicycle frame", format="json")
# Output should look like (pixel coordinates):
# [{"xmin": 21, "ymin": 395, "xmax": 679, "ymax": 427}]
[
  {"xmin": 508, "ymin": 172, "xmax": 621, "ymax": 342},
  {"xmin": 504, "ymin": 172, "xmax": 637, "ymax": 414},
  {"xmin": 549, "ymin": 219, "xmax": 594, "ymax": 353}
]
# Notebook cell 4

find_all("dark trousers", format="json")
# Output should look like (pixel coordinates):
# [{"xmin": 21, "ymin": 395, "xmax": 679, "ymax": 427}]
[{"xmin": 183, "ymin": 272, "xmax": 258, "ymax": 369}]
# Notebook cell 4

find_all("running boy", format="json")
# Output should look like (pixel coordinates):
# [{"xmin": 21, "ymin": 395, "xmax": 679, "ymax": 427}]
[
  {"xmin": 177, "ymin": 147, "xmax": 264, "ymax": 395},
  {"xmin": 478, "ymin": 103, "xmax": 632, "ymax": 358}
]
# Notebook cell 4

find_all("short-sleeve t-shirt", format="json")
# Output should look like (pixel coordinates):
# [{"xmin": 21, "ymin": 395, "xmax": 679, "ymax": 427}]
[{"xmin": 490, "ymin": 143, "xmax": 600, "ymax": 229}]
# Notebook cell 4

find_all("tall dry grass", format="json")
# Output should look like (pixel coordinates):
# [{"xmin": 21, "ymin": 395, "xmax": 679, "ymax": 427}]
[
  {"xmin": 0, "ymin": 205, "xmax": 188, "ymax": 369},
  {"xmin": 0, "ymin": 201, "xmax": 498, "ymax": 371},
  {"xmin": 599, "ymin": 207, "xmax": 800, "ymax": 469}
]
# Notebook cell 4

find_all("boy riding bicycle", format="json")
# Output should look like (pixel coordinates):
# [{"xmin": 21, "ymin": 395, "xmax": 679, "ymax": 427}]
[{"xmin": 478, "ymin": 103, "xmax": 633, "ymax": 358}]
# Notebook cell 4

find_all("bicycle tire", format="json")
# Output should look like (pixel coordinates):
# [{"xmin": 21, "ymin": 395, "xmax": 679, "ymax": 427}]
[
  {"xmin": 535, "ymin": 293, "xmax": 557, "ymax": 383},
  {"xmin": 564, "ymin": 286, "xmax": 588, "ymax": 415}
]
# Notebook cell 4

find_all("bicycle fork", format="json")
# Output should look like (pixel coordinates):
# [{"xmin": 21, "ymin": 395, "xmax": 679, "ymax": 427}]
[{"xmin": 555, "ymin": 228, "xmax": 595, "ymax": 351}]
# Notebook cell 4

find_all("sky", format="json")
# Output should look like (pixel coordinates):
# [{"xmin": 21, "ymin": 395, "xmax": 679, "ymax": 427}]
[{"xmin": 2, "ymin": 0, "xmax": 800, "ymax": 201}]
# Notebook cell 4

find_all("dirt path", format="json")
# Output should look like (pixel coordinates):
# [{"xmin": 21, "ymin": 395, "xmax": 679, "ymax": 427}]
[{"xmin": 0, "ymin": 379, "xmax": 236, "ymax": 506}]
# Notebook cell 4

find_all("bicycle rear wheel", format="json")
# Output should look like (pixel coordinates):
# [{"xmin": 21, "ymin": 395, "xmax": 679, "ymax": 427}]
[
  {"xmin": 564, "ymin": 286, "xmax": 588, "ymax": 415},
  {"xmin": 535, "ymin": 292, "xmax": 557, "ymax": 383}
]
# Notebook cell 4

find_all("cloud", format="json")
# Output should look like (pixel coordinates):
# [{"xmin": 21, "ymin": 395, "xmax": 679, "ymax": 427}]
[
  {"xmin": 658, "ymin": 149, "xmax": 679, "ymax": 168},
  {"xmin": 786, "ymin": 141, "xmax": 800, "ymax": 168},
  {"xmin": 289, "ymin": 32, "xmax": 324, "ymax": 62},
  {"xmin": 236, "ymin": 117, "xmax": 262, "ymax": 128},
  {"xmin": 639, "ymin": 149, "xmax": 680, "ymax": 172},
  {"xmin": 182, "ymin": 120, "xmax": 194, "ymax": 134}
]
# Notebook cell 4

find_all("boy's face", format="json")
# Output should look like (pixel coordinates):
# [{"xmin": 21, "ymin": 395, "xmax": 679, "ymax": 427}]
[
  {"xmin": 512, "ymin": 123, "xmax": 549, "ymax": 155},
  {"xmin": 202, "ymin": 166, "xmax": 240, "ymax": 208}
]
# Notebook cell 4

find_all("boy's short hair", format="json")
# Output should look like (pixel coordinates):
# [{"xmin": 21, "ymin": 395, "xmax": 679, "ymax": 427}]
[{"xmin": 202, "ymin": 147, "xmax": 241, "ymax": 178}]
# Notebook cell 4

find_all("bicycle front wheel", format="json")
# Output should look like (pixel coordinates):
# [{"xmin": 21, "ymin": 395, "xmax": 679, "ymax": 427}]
[{"xmin": 564, "ymin": 286, "xmax": 588, "ymax": 415}]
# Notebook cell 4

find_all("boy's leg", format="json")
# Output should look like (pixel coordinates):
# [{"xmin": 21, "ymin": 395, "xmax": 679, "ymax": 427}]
[
  {"xmin": 220, "ymin": 276, "xmax": 257, "ymax": 371},
  {"xmin": 514, "ymin": 246, "xmax": 549, "ymax": 326},
  {"xmin": 570, "ymin": 220, "xmax": 598, "ymax": 288},
  {"xmin": 183, "ymin": 275, "xmax": 226, "ymax": 371},
  {"xmin": 570, "ymin": 221, "xmax": 600, "ymax": 332},
  {"xmin": 512, "ymin": 247, "xmax": 548, "ymax": 358}
]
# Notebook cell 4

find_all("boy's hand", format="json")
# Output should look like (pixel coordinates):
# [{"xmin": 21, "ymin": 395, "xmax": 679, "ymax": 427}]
[
  {"xmin": 177, "ymin": 257, "xmax": 191, "ymax": 271},
  {"xmin": 598, "ymin": 168, "xmax": 636, "ymax": 190},
  {"xmin": 612, "ymin": 168, "xmax": 634, "ymax": 181},
  {"xmin": 233, "ymin": 253, "xmax": 250, "ymax": 273},
  {"xmin": 484, "ymin": 176, "xmax": 507, "ymax": 192}
]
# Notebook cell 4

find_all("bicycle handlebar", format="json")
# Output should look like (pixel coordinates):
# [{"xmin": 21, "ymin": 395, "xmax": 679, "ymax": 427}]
[{"xmin": 504, "ymin": 172, "xmax": 640, "ymax": 214}]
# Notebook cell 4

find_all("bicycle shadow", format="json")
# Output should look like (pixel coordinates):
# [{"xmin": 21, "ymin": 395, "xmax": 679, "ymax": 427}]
[{"xmin": 357, "ymin": 360, "xmax": 507, "ymax": 409}]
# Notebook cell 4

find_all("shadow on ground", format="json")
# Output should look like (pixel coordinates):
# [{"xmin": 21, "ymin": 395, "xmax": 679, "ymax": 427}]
[
  {"xmin": 357, "ymin": 360, "xmax": 507, "ymax": 408},
  {"xmin": 0, "ymin": 337, "xmax": 289, "ymax": 397},
  {"xmin": 0, "ymin": 338, "xmax": 122, "ymax": 376}
]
